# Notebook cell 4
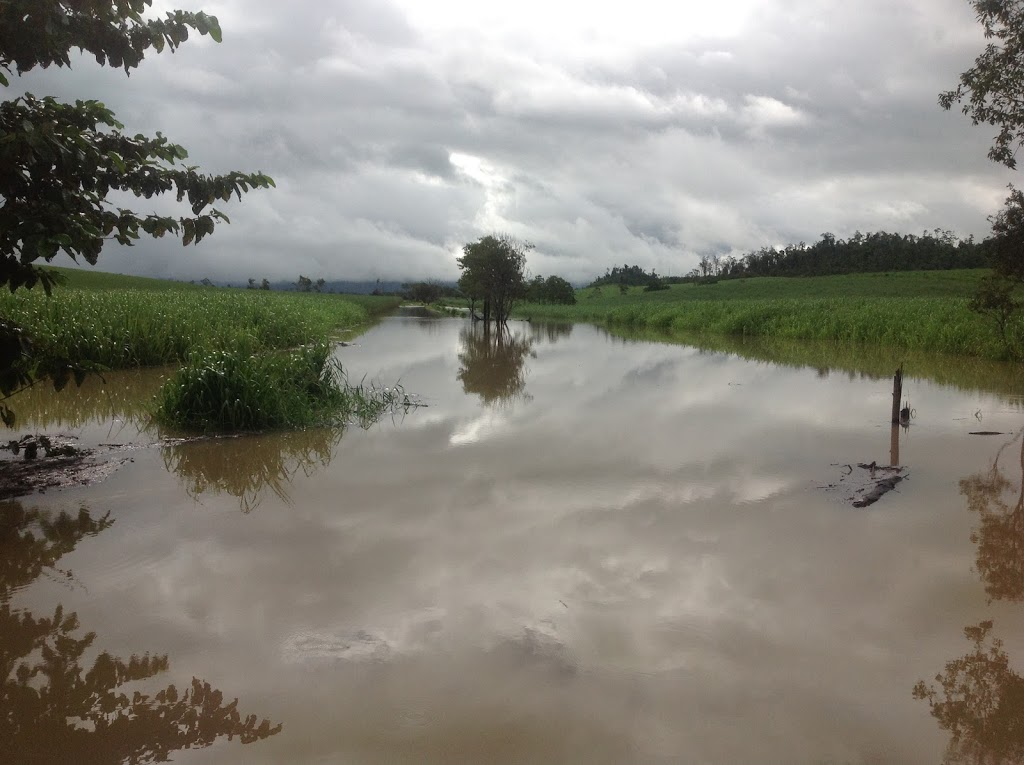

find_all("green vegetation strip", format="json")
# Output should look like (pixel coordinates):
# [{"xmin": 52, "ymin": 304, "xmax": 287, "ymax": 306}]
[
  {"xmin": 0, "ymin": 270, "xmax": 401, "ymax": 368},
  {"xmin": 154, "ymin": 343, "xmax": 413, "ymax": 432},
  {"xmin": 517, "ymin": 270, "xmax": 1021, "ymax": 361},
  {"xmin": 0, "ymin": 268, "xmax": 406, "ymax": 431}
]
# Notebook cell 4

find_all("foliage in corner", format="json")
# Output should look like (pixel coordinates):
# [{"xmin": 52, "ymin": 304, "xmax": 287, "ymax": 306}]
[
  {"xmin": 942, "ymin": 1, "xmax": 1024, "ymax": 357},
  {"xmin": 0, "ymin": 1, "xmax": 274, "ymax": 424},
  {"xmin": 913, "ymin": 620, "xmax": 1024, "ymax": 763},
  {"xmin": 940, "ymin": 0, "xmax": 1024, "ymax": 170}
]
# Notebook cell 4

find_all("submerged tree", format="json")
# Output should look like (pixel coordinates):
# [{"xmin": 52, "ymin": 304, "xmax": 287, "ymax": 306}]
[
  {"xmin": 457, "ymin": 235, "xmax": 530, "ymax": 325},
  {"xmin": 0, "ymin": 502, "xmax": 282, "ymax": 761},
  {"xmin": 0, "ymin": 1, "xmax": 274, "ymax": 424}
]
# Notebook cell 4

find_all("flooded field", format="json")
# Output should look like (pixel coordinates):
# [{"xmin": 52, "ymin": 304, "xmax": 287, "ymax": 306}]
[{"xmin": 3, "ymin": 314, "xmax": 1024, "ymax": 763}]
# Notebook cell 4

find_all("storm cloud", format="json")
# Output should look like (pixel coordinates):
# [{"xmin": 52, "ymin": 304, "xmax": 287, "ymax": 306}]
[{"xmin": 10, "ymin": 0, "xmax": 1012, "ymax": 283}]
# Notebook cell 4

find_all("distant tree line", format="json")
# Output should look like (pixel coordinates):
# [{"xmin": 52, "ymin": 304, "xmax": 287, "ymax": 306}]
[
  {"xmin": 679, "ymin": 229, "xmax": 986, "ymax": 283},
  {"xmin": 590, "ymin": 264, "xmax": 661, "ymax": 288},
  {"xmin": 588, "ymin": 230, "xmax": 987, "ymax": 289},
  {"xmin": 526, "ymin": 274, "xmax": 576, "ymax": 304},
  {"xmin": 401, "ymin": 281, "xmax": 461, "ymax": 303},
  {"xmin": 589, "ymin": 264, "xmax": 668, "ymax": 292}
]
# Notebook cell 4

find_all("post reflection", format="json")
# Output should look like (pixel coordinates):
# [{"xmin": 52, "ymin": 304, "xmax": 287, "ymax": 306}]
[
  {"xmin": 0, "ymin": 501, "xmax": 282, "ymax": 763},
  {"xmin": 162, "ymin": 428, "xmax": 343, "ymax": 512},
  {"xmin": 915, "ymin": 428, "xmax": 1024, "ymax": 763},
  {"xmin": 457, "ymin": 323, "xmax": 535, "ymax": 406}
]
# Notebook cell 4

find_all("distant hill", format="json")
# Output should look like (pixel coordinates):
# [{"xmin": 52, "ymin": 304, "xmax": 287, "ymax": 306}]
[
  {"xmin": 41, "ymin": 268, "xmax": 454, "ymax": 296},
  {"xmin": 268, "ymin": 280, "xmax": 408, "ymax": 294}
]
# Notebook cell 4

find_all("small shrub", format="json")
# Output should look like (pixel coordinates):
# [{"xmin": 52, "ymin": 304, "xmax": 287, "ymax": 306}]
[{"xmin": 154, "ymin": 344, "xmax": 413, "ymax": 432}]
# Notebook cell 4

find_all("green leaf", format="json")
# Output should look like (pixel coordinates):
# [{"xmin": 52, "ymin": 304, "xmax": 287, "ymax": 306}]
[
  {"xmin": 208, "ymin": 16, "xmax": 223, "ymax": 43},
  {"xmin": 107, "ymin": 151, "xmax": 126, "ymax": 173}
]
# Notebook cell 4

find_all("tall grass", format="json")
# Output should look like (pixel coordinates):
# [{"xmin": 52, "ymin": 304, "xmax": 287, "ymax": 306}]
[
  {"xmin": 0, "ymin": 269, "xmax": 406, "ymax": 432},
  {"xmin": 0, "ymin": 287, "xmax": 397, "ymax": 368},
  {"xmin": 517, "ymin": 271, "xmax": 1021, "ymax": 360},
  {"xmin": 153, "ymin": 343, "xmax": 415, "ymax": 432}
]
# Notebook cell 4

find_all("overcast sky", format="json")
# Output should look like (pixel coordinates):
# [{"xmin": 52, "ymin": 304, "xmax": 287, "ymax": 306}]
[{"xmin": 12, "ymin": 0, "xmax": 1017, "ymax": 283}]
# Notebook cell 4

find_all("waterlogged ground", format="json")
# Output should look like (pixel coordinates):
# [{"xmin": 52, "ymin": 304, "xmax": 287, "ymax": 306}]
[{"xmin": 3, "ymin": 314, "xmax": 1024, "ymax": 763}]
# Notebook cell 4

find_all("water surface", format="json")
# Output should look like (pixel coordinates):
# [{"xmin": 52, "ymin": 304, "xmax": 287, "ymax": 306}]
[{"xmin": 3, "ymin": 316, "xmax": 1024, "ymax": 763}]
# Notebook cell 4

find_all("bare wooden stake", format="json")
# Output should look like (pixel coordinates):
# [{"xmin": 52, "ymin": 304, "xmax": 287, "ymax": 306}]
[{"xmin": 891, "ymin": 365, "xmax": 903, "ymax": 425}]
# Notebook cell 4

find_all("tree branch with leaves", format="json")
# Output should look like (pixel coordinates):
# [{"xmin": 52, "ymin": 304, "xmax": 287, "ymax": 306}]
[
  {"xmin": 942, "ymin": 0, "xmax": 1024, "ymax": 357},
  {"xmin": 0, "ymin": 0, "xmax": 274, "ymax": 424}
]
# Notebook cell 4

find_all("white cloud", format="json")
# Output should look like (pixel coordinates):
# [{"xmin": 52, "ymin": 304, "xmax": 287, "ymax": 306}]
[
  {"xmin": 741, "ymin": 95, "xmax": 808, "ymax": 129},
  {"xmin": 8, "ymin": 0, "xmax": 1012, "ymax": 282}
]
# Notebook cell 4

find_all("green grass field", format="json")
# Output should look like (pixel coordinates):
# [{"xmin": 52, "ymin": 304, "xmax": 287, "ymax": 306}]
[
  {"xmin": 516, "ymin": 270, "xmax": 1022, "ymax": 361},
  {"xmin": 1, "ymin": 267, "xmax": 401, "ymax": 369},
  {"xmin": 0, "ymin": 267, "xmax": 404, "ymax": 431}
]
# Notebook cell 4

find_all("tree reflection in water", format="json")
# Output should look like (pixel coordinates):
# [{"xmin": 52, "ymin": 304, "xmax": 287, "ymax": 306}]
[
  {"xmin": 915, "ymin": 428, "xmax": 1024, "ymax": 763},
  {"xmin": 526, "ymin": 321, "xmax": 573, "ymax": 346},
  {"xmin": 457, "ymin": 323, "xmax": 535, "ymax": 406},
  {"xmin": 162, "ymin": 428, "xmax": 342, "ymax": 512},
  {"xmin": 0, "ymin": 501, "xmax": 281, "ymax": 763},
  {"xmin": 914, "ymin": 621, "xmax": 1024, "ymax": 764},
  {"xmin": 960, "ymin": 428, "xmax": 1024, "ymax": 603}
]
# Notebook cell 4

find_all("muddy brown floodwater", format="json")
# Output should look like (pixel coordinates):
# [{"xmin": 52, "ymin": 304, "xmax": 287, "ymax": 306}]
[{"xmin": 3, "ymin": 315, "xmax": 1024, "ymax": 764}]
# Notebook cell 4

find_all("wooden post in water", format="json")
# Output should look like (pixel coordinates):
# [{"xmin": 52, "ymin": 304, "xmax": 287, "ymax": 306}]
[
  {"xmin": 890, "ymin": 424, "xmax": 900, "ymax": 467},
  {"xmin": 891, "ymin": 365, "xmax": 903, "ymax": 425}
]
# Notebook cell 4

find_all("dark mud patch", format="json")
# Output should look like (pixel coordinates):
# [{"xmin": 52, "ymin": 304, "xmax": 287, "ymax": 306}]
[
  {"xmin": 0, "ymin": 435, "xmax": 135, "ymax": 500},
  {"xmin": 821, "ymin": 462, "xmax": 907, "ymax": 508},
  {"xmin": 1, "ymin": 432, "xmax": 268, "ymax": 501}
]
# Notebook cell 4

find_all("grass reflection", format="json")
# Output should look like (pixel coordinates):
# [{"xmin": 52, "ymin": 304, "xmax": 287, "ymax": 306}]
[
  {"xmin": 2, "ymin": 367, "xmax": 166, "ymax": 432},
  {"xmin": 0, "ymin": 501, "xmax": 282, "ymax": 762},
  {"xmin": 162, "ymin": 428, "xmax": 342, "ymax": 512},
  {"xmin": 602, "ymin": 327, "xmax": 1024, "ymax": 401}
]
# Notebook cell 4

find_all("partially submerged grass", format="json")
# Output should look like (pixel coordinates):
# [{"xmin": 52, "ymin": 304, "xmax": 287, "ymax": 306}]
[
  {"xmin": 0, "ymin": 268, "xmax": 411, "ymax": 433},
  {"xmin": 517, "ymin": 270, "xmax": 1022, "ymax": 360},
  {"xmin": 153, "ymin": 343, "xmax": 416, "ymax": 432}
]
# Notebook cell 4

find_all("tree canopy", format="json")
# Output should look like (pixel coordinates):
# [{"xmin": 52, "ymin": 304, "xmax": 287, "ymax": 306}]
[
  {"xmin": 0, "ymin": 0, "xmax": 274, "ymax": 424},
  {"xmin": 0, "ymin": 0, "xmax": 274, "ymax": 294},
  {"xmin": 526, "ymin": 274, "xmax": 576, "ymax": 305}
]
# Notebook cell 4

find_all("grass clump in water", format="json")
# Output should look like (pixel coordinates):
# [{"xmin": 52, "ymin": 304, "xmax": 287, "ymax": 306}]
[{"xmin": 154, "ymin": 343, "xmax": 412, "ymax": 432}]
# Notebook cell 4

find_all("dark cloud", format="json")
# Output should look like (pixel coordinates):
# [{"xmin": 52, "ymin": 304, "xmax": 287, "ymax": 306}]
[{"xmin": 7, "ymin": 0, "xmax": 1011, "ymax": 283}]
